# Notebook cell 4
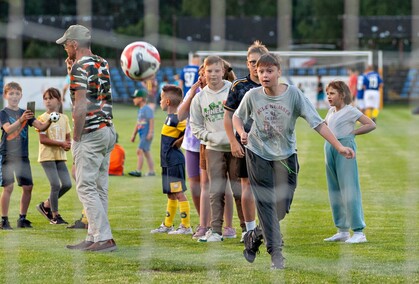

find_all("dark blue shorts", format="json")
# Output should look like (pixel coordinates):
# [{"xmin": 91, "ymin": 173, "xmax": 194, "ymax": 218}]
[
  {"xmin": 1, "ymin": 156, "xmax": 33, "ymax": 187},
  {"xmin": 162, "ymin": 164, "xmax": 187, "ymax": 194}
]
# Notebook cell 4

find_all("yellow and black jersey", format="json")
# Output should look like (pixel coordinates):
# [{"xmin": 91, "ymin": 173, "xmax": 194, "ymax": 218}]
[{"xmin": 160, "ymin": 113, "xmax": 186, "ymax": 167}]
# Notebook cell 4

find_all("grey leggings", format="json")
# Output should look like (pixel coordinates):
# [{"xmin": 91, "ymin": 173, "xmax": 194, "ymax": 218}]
[{"xmin": 41, "ymin": 161, "xmax": 72, "ymax": 212}]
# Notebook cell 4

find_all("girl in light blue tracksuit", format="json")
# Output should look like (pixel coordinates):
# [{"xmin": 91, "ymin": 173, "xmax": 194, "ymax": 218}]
[{"xmin": 323, "ymin": 80, "xmax": 376, "ymax": 244}]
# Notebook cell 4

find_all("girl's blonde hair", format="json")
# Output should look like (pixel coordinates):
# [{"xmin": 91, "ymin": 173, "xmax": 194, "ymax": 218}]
[
  {"xmin": 222, "ymin": 59, "xmax": 236, "ymax": 82},
  {"xmin": 326, "ymin": 80, "xmax": 352, "ymax": 105}
]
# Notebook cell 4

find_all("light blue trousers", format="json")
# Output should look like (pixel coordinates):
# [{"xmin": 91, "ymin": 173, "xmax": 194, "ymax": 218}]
[{"xmin": 324, "ymin": 136, "xmax": 366, "ymax": 232}]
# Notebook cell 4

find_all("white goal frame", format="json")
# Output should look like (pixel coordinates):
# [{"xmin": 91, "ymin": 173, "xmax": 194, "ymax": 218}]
[{"xmin": 193, "ymin": 50, "xmax": 381, "ymax": 108}]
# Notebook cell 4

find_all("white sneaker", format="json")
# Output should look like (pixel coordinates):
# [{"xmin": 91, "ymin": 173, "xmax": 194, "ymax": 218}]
[
  {"xmin": 150, "ymin": 223, "xmax": 174, "ymax": 234},
  {"xmin": 324, "ymin": 232, "xmax": 350, "ymax": 242},
  {"xmin": 168, "ymin": 224, "xmax": 193, "ymax": 235},
  {"xmin": 198, "ymin": 229, "xmax": 223, "ymax": 242},
  {"xmin": 345, "ymin": 233, "xmax": 367, "ymax": 244}
]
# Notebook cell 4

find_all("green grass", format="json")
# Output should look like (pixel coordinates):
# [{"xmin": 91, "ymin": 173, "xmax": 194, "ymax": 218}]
[{"xmin": 0, "ymin": 104, "xmax": 418, "ymax": 283}]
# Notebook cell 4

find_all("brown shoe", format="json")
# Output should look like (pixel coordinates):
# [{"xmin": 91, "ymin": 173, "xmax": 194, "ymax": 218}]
[
  {"xmin": 66, "ymin": 240, "xmax": 94, "ymax": 250},
  {"xmin": 85, "ymin": 239, "xmax": 117, "ymax": 252}
]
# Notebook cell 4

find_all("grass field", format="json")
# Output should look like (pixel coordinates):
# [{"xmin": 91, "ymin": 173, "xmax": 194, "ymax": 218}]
[{"xmin": 0, "ymin": 103, "xmax": 418, "ymax": 283}]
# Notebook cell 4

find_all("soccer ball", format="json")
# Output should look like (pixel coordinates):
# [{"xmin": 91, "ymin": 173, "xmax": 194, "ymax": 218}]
[
  {"xmin": 49, "ymin": 112, "xmax": 60, "ymax": 122},
  {"xmin": 120, "ymin": 41, "xmax": 160, "ymax": 81}
]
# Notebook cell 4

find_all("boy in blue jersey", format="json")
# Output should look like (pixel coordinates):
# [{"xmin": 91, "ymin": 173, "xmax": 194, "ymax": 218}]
[
  {"xmin": 363, "ymin": 65, "xmax": 383, "ymax": 122},
  {"xmin": 150, "ymin": 85, "xmax": 192, "ymax": 235},
  {"xmin": 129, "ymin": 89, "xmax": 155, "ymax": 177},
  {"xmin": 356, "ymin": 70, "xmax": 366, "ymax": 113},
  {"xmin": 180, "ymin": 54, "xmax": 201, "ymax": 95}
]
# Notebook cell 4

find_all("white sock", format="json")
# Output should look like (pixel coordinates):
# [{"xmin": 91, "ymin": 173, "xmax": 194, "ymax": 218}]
[{"xmin": 245, "ymin": 220, "xmax": 256, "ymax": 231}]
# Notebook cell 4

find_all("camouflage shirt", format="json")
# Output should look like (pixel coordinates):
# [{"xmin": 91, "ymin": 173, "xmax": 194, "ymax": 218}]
[{"xmin": 70, "ymin": 55, "xmax": 113, "ymax": 133}]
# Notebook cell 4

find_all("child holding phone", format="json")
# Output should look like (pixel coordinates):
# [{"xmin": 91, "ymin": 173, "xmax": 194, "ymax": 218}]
[{"xmin": 0, "ymin": 81, "xmax": 53, "ymax": 229}]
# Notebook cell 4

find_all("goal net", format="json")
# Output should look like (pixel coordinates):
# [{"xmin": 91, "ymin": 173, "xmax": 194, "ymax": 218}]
[{"xmin": 194, "ymin": 50, "xmax": 374, "ymax": 108}]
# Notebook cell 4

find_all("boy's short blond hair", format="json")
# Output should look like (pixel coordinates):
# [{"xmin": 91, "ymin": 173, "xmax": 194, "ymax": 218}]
[
  {"xmin": 3, "ymin": 81, "xmax": 22, "ymax": 95},
  {"xmin": 162, "ymin": 84, "xmax": 183, "ymax": 107},
  {"xmin": 204, "ymin": 55, "xmax": 223, "ymax": 68},
  {"xmin": 247, "ymin": 40, "xmax": 269, "ymax": 56}
]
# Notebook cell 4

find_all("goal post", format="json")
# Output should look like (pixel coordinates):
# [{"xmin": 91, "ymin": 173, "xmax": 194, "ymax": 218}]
[{"xmin": 194, "ymin": 50, "xmax": 379, "ymax": 108}]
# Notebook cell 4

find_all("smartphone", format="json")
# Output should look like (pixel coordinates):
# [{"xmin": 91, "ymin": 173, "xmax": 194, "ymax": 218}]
[{"xmin": 27, "ymin": 101, "xmax": 35, "ymax": 113}]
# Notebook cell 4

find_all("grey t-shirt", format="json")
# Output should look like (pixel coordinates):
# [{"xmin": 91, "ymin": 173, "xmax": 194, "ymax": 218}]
[
  {"xmin": 234, "ymin": 84, "xmax": 323, "ymax": 161},
  {"xmin": 325, "ymin": 104, "xmax": 363, "ymax": 139}
]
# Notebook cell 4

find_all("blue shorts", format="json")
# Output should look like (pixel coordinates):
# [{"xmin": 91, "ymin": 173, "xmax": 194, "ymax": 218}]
[
  {"xmin": 162, "ymin": 164, "xmax": 187, "ymax": 194},
  {"xmin": 138, "ymin": 133, "xmax": 152, "ymax": 152},
  {"xmin": 1, "ymin": 156, "xmax": 33, "ymax": 187}
]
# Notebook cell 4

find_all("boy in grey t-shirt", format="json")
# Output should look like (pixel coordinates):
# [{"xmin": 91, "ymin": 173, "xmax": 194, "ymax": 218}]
[{"xmin": 233, "ymin": 53, "xmax": 355, "ymax": 270}]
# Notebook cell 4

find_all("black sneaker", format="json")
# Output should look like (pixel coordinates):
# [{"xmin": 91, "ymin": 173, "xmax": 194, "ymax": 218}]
[
  {"xmin": 50, "ymin": 215, "xmax": 68, "ymax": 225},
  {"xmin": 67, "ymin": 219, "xmax": 88, "ymax": 229},
  {"xmin": 271, "ymin": 252, "xmax": 285, "ymax": 270},
  {"xmin": 128, "ymin": 170, "xmax": 142, "ymax": 177},
  {"xmin": 1, "ymin": 219, "xmax": 12, "ymax": 230},
  {"xmin": 243, "ymin": 226, "xmax": 263, "ymax": 263},
  {"xmin": 17, "ymin": 217, "xmax": 32, "ymax": 228},
  {"xmin": 36, "ymin": 202, "xmax": 53, "ymax": 221}
]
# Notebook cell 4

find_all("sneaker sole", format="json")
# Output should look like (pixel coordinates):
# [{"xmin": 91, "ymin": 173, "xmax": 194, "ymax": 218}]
[
  {"xmin": 345, "ymin": 239, "xmax": 367, "ymax": 244},
  {"xmin": 192, "ymin": 235, "xmax": 205, "ymax": 240},
  {"xmin": 168, "ymin": 231, "xmax": 193, "ymax": 235},
  {"xmin": 223, "ymin": 235, "xmax": 237, "ymax": 239},
  {"xmin": 87, "ymin": 245, "xmax": 118, "ymax": 252},
  {"xmin": 324, "ymin": 237, "xmax": 350, "ymax": 242}
]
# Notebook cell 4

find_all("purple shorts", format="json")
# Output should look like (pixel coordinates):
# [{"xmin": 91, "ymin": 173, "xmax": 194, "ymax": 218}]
[{"xmin": 185, "ymin": 150, "xmax": 200, "ymax": 178}]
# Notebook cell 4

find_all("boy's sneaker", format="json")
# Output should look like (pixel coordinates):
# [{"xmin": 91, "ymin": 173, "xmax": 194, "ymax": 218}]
[
  {"xmin": 243, "ymin": 226, "xmax": 263, "ymax": 263},
  {"xmin": 50, "ymin": 215, "xmax": 69, "ymax": 225},
  {"xmin": 1, "ymin": 219, "xmax": 12, "ymax": 230},
  {"xmin": 192, "ymin": 226, "xmax": 208, "ymax": 240},
  {"xmin": 240, "ymin": 231, "xmax": 247, "ymax": 243},
  {"xmin": 271, "ymin": 252, "xmax": 285, "ymax": 270},
  {"xmin": 17, "ymin": 217, "xmax": 32, "ymax": 228},
  {"xmin": 150, "ymin": 223, "xmax": 174, "ymax": 234},
  {"xmin": 345, "ymin": 233, "xmax": 367, "ymax": 244},
  {"xmin": 145, "ymin": 172, "xmax": 156, "ymax": 177},
  {"xmin": 168, "ymin": 224, "xmax": 193, "ymax": 235},
  {"xmin": 128, "ymin": 170, "xmax": 142, "ymax": 177},
  {"xmin": 324, "ymin": 232, "xmax": 350, "ymax": 242},
  {"xmin": 223, "ymin": 226, "xmax": 237, "ymax": 239},
  {"xmin": 36, "ymin": 202, "xmax": 53, "ymax": 221},
  {"xmin": 67, "ymin": 219, "xmax": 88, "ymax": 229},
  {"xmin": 198, "ymin": 229, "xmax": 223, "ymax": 242}
]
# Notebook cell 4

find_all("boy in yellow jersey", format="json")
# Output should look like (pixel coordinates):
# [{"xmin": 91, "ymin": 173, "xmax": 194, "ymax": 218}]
[{"xmin": 150, "ymin": 85, "xmax": 192, "ymax": 235}]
